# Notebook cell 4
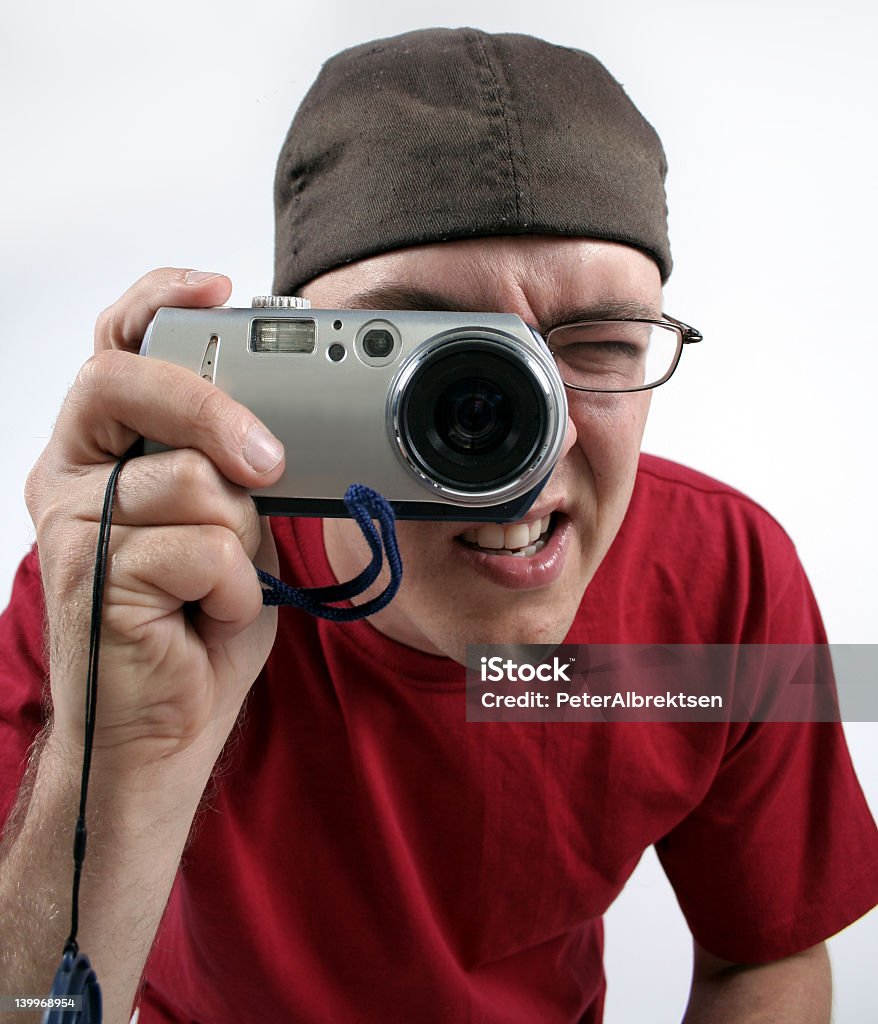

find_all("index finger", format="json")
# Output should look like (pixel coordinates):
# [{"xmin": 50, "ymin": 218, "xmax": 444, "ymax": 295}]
[
  {"xmin": 54, "ymin": 350, "xmax": 286, "ymax": 486},
  {"xmin": 94, "ymin": 268, "xmax": 233, "ymax": 354}
]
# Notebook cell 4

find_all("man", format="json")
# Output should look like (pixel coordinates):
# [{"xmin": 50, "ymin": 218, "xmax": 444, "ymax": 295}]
[{"xmin": 1, "ymin": 27, "xmax": 876, "ymax": 1024}]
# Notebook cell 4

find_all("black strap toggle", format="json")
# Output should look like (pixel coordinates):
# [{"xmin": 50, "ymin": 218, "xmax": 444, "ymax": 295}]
[{"xmin": 45, "ymin": 949, "xmax": 102, "ymax": 1024}]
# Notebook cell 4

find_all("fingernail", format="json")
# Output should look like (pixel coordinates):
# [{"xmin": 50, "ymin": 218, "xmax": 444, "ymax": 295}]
[
  {"xmin": 185, "ymin": 270, "xmax": 223, "ymax": 285},
  {"xmin": 244, "ymin": 425, "xmax": 284, "ymax": 474}
]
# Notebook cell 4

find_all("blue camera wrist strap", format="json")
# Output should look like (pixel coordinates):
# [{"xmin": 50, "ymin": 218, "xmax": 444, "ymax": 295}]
[{"xmin": 257, "ymin": 483, "xmax": 403, "ymax": 619}]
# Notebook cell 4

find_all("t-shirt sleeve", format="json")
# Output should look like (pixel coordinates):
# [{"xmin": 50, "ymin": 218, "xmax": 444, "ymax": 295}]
[
  {"xmin": 655, "ymin": 526, "xmax": 878, "ymax": 963},
  {"xmin": 0, "ymin": 547, "xmax": 50, "ymax": 833}
]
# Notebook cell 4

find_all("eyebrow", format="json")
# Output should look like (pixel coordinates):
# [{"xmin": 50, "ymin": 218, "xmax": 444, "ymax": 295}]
[
  {"xmin": 546, "ymin": 299, "xmax": 662, "ymax": 327},
  {"xmin": 340, "ymin": 284, "xmax": 473, "ymax": 313},
  {"xmin": 339, "ymin": 285, "xmax": 660, "ymax": 333}
]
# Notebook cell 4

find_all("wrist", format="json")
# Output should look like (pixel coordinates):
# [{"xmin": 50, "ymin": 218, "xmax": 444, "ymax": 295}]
[{"xmin": 39, "ymin": 725, "xmax": 220, "ymax": 821}]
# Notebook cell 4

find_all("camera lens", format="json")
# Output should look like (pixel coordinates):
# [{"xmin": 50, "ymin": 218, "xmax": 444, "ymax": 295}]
[
  {"xmin": 437, "ymin": 379, "xmax": 511, "ymax": 454},
  {"xmin": 397, "ymin": 339, "xmax": 548, "ymax": 492},
  {"xmin": 363, "ymin": 328, "xmax": 395, "ymax": 359}
]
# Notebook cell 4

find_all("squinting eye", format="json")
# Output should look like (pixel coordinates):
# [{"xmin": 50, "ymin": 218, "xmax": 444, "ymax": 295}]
[
  {"xmin": 550, "ymin": 323, "xmax": 651, "ymax": 348},
  {"xmin": 586, "ymin": 341, "xmax": 642, "ymax": 357},
  {"xmin": 551, "ymin": 339, "xmax": 643, "ymax": 360}
]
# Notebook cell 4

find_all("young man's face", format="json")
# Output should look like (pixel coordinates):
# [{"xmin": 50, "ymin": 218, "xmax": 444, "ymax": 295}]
[{"xmin": 301, "ymin": 235, "xmax": 663, "ymax": 663}]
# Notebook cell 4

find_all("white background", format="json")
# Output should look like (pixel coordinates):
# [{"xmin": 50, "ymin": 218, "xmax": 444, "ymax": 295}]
[{"xmin": 1, "ymin": 0, "xmax": 875, "ymax": 1020}]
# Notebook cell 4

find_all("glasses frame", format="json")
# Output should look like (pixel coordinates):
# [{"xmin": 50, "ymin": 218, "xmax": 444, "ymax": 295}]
[{"xmin": 546, "ymin": 312, "xmax": 703, "ymax": 394}]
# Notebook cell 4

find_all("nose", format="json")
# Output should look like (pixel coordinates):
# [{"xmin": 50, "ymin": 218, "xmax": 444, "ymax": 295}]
[{"xmin": 559, "ymin": 415, "xmax": 578, "ymax": 460}]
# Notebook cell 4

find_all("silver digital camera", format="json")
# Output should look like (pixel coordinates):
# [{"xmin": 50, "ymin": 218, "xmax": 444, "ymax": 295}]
[{"xmin": 141, "ymin": 297, "xmax": 568, "ymax": 521}]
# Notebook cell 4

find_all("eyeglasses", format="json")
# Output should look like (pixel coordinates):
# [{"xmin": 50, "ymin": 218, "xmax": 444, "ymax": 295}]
[{"xmin": 545, "ymin": 313, "xmax": 703, "ymax": 393}]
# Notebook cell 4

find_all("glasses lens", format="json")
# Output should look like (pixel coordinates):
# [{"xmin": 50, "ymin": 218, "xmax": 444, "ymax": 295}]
[{"xmin": 548, "ymin": 321, "xmax": 681, "ymax": 392}]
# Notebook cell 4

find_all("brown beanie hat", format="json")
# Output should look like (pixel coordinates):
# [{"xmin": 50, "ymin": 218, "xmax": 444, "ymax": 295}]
[{"xmin": 273, "ymin": 27, "xmax": 672, "ymax": 294}]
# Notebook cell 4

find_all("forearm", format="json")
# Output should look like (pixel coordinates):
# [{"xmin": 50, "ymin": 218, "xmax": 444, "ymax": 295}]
[
  {"xmin": 682, "ymin": 942, "xmax": 832, "ymax": 1024},
  {"xmin": 1, "ymin": 267, "xmax": 279, "ymax": 1022},
  {"xmin": 0, "ymin": 730, "xmax": 216, "ymax": 1024}
]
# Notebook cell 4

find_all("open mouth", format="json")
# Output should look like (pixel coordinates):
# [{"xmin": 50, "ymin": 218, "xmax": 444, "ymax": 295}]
[{"xmin": 456, "ymin": 513, "xmax": 555, "ymax": 557}]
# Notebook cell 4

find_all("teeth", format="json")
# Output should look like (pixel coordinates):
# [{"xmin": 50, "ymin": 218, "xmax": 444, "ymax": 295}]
[
  {"xmin": 504, "ymin": 523, "xmax": 530, "ymax": 550},
  {"xmin": 472, "ymin": 524, "xmax": 504, "ymax": 548},
  {"xmin": 460, "ymin": 514, "xmax": 553, "ymax": 555}
]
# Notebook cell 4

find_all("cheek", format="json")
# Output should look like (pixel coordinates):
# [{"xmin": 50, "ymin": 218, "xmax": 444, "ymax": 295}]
[
  {"xmin": 569, "ymin": 392, "xmax": 650, "ymax": 482},
  {"xmin": 393, "ymin": 521, "xmax": 455, "ymax": 569}
]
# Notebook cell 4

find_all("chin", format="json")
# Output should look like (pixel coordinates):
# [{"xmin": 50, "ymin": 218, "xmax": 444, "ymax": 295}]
[{"xmin": 428, "ymin": 601, "xmax": 580, "ymax": 667}]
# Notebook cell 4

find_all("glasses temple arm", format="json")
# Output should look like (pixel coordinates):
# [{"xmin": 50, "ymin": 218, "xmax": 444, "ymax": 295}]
[{"xmin": 661, "ymin": 312, "xmax": 703, "ymax": 344}]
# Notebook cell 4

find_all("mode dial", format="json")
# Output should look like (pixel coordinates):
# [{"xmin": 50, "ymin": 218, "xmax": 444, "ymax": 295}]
[{"xmin": 251, "ymin": 295, "xmax": 312, "ymax": 309}]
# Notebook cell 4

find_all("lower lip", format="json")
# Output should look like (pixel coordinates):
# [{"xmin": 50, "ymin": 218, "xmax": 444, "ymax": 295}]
[{"xmin": 453, "ymin": 514, "xmax": 572, "ymax": 591}]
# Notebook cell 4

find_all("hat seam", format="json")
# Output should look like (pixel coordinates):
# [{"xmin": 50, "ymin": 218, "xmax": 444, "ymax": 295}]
[
  {"xmin": 469, "ymin": 30, "xmax": 523, "ymax": 228},
  {"xmin": 480, "ymin": 33, "xmax": 535, "ymax": 229}
]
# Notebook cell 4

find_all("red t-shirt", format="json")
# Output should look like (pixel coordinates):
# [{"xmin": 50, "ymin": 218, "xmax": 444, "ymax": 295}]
[{"xmin": 2, "ymin": 454, "xmax": 877, "ymax": 1023}]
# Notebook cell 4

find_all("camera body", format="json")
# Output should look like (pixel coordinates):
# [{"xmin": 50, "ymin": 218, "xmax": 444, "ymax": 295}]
[{"xmin": 140, "ymin": 298, "xmax": 568, "ymax": 521}]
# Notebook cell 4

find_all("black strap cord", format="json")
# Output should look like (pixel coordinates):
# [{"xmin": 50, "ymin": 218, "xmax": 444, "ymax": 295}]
[
  {"xmin": 45, "ymin": 439, "xmax": 138, "ymax": 1023},
  {"xmin": 46, "ymin": 449, "xmax": 402, "ymax": 1024}
]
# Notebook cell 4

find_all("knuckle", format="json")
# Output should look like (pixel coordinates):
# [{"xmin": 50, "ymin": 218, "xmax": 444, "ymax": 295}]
[
  {"xmin": 23, "ymin": 466, "xmax": 65, "ymax": 541},
  {"xmin": 168, "ymin": 447, "xmax": 216, "ymax": 495},
  {"xmin": 93, "ymin": 304, "xmax": 117, "ymax": 346},
  {"xmin": 240, "ymin": 500, "xmax": 262, "ymax": 558},
  {"xmin": 35, "ymin": 512, "xmax": 100, "ymax": 624},
  {"xmin": 73, "ymin": 358, "xmax": 98, "ymax": 400},
  {"xmin": 52, "ymin": 523, "xmax": 100, "ymax": 583},
  {"xmin": 74, "ymin": 349, "xmax": 125, "ymax": 397},
  {"xmin": 94, "ymin": 268, "xmax": 187, "ymax": 350},
  {"xmin": 142, "ymin": 268, "xmax": 193, "ymax": 310},
  {"xmin": 204, "ymin": 525, "xmax": 241, "ymax": 570},
  {"xmin": 23, "ymin": 456, "xmax": 45, "ymax": 519},
  {"xmin": 94, "ymin": 300, "xmax": 137, "ymax": 352},
  {"xmin": 182, "ymin": 380, "xmax": 232, "ymax": 436},
  {"xmin": 139, "ymin": 268, "xmax": 188, "ymax": 308},
  {"xmin": 172, "ymin": 453, "xmax": 256, "ymax": 548},
  {"xmin": 146, "ymin": 266, "xmax": 187, "ymax": 288}
]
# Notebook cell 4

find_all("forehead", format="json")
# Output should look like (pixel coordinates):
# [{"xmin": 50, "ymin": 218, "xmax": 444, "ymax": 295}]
[{"xmin": 300, "ymin": 235, "xmax": 663, "ymax": 330}]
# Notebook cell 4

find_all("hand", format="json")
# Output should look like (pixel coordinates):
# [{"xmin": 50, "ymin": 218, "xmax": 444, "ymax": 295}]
[{"xmin": 25, "ymin": 268, "xmax": 287, "ymax": 772}]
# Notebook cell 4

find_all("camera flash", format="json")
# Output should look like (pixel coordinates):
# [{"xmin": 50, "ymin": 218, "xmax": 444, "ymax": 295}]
[{"xmin": 251, "ymin": 319, "xmax": 317, "ymax": 354}]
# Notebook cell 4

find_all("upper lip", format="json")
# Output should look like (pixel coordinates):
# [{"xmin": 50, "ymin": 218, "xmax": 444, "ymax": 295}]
[
  {"xmin": 454, "ymin": 498, "xmax": 567, "ymax": 533},
  {"xmin": 521, "ymin": 499, "xmax": 565, "ymax": 523}
]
